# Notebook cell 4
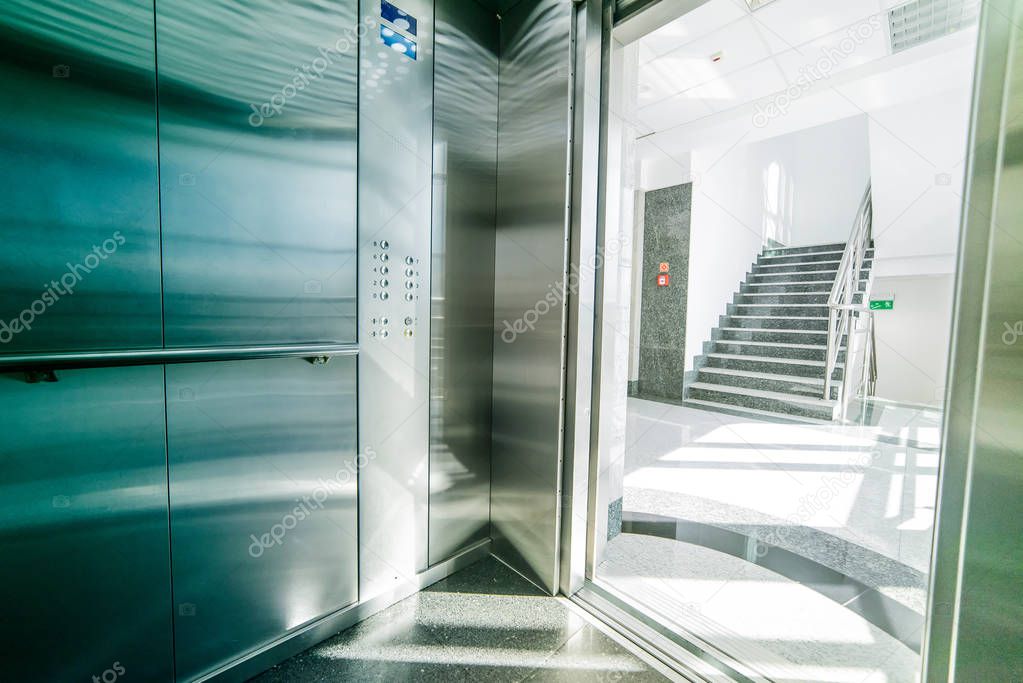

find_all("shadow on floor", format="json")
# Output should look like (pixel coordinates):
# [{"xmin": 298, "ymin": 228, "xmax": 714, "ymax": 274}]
[{"xmin": 251, "ymin": 557, "xmax": 667, "ymax": 682}]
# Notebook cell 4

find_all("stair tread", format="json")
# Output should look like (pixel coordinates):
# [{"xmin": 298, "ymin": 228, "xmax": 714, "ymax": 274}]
[
  {"xmin": 720, "ymin": 327, "xmax": 827, "ymax": 334},
  {"xmin": 749, "ymin": 270, "xmax": 869, "ymax": 277},
  {"xmin": 684, "ymin": 398, "xmax": 832, "ymax": 425},
  {"xmin": 756, "ymin": 260, "xmax": 872, "ymax": 269},
  {"xmin": 700, "ymin": 367, "xmax": 833, "ymax": 386},
  {"xmin": 716, "ymin": 340, "xmax": 830, "ymax": 350},
  {"xmin": 707, "ymin": 352, "xmax": 845, "ymax": 368},
  {"xmin": 735, "ymin": 303, "xmax": 832, "ymax": 308},
  {"xmin": 745, "ymin": 281, "xmax": 867, "ymax": 287},
  {"xmin": 760, "ymin": 249, "xmax": 873, "ymax": 260},
  {"xmin": 741, "ymin": 292, "xmax": 832, "ymax": 297},
  {"xmin": 689, "ymin": 382, "xmax": 837, "ymax": 407},
  {"xmin": 728, "ymin": 315, "xmax": 830, "ymax": 321}
]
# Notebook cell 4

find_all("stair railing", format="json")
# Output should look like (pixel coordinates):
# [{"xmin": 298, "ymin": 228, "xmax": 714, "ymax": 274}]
[{"xmin": 823, "ymin": 184, "xmax": 873, "ymax": 411}]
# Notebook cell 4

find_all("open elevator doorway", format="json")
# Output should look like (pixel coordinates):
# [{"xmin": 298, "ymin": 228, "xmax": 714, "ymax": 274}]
[{"xmin": 580, "ymin": 0, "xmax": 979, "ymax": 680}]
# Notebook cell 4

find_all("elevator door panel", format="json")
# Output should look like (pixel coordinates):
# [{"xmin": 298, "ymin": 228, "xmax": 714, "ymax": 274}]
[
  {"xmin": 166, "ymin": 357, "xmax": 358, "ymax": 680},
  {"xmin": 0, "ymin": 1, "xmax": 163, "ymax": 353},
  {"xmin": 0, "ymin": 366, "xmax": 173, "ymax": 682},
  {"xmin": 155, "ymin": 0, "xmax": 358, "ymax": 347},
  {"xmin": 429, "ymin": 0, "xmax": 499, "ymax": 564}
]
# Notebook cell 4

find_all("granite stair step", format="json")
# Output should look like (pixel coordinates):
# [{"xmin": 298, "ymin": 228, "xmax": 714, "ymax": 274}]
[
  {"xmin": 684, "ymin": 397, "xmax": 832, "ymax": 425},
  {"xmin": 734, "ymin": 292, "xmax": 864, "ymax": 305},
  {"xmin": 730, "ymin": 303, "xmax": 831, "ymax": 317},
  {"xmin": 696, "ymin": 366, "xmax": 842, "ymax": 400},
  {"xmin": 711, "ymin": 340, "xmax": 846, "ymax": 363},
  {"xmin": 704, "ymin": 352, "xmax": 846, "ymax": 380},
  {"xmin": 717, "ymin": 327, "xmax": 835, "ymax": 344},
  {"xmin": 747, "ymin": 269, "xmax": 870, "ymax": 284},
  {"xmin": 687, "ymin": 382, "xmax": 840, "ymax": 421},
  {"xmin": 752, "ymin": 258, "xmax": 872, "ymax": 274},
  {"xmin": 742, "ymin": 280, "xmax": 867, "ymax": 294},
  {"xmin": 761, "ymin": 242, "xmax": 846, "ymax": 257},
  {"xmin": 758, "ymin": 249, "xmax": 873, "ymax": 266},
  {"xmin": 721, "ymin": 315, "xmax": 830, "ymax": 331}
]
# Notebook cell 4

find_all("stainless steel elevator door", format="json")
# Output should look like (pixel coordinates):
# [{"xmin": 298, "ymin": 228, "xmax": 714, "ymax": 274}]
[
  {"xmin": 155, "ymin": 0, "xmax": 359, "ymax": 347},
  {"xmin": 0, "ymin": 367, "xmax": 174, "ymax": 682},
  {"xmin": 429, "ymin": 0, "xmax": 499, "ymax": 565},
  {"xmin": 166, "ymin": 356, "xmax": 358, "ymax": 680},
  {"xmin": 491, "ymin": 0, "xmax": 575, "ymax": 594},
  {"xmin": 0, "ymin": 1, "xmax": 163, "ymax": 353}
]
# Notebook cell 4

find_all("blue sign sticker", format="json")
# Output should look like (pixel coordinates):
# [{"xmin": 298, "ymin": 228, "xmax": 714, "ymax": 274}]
[
  {"xmin": 381, "ymin": 0, "xmax": 417, "ymax": 36},
  {"xmin": 380, "ymin": 25, "xmax": 417, "ymax": 60}
]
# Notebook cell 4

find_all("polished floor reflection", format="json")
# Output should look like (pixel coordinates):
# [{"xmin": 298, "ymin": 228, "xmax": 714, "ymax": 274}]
[
  {"xmin": 596, "ymin": 398, "xmax": 941, "ymax": 683},
  {"xmin": 253, "ymin": 557, "xmax": 668, "ymax": 682}
]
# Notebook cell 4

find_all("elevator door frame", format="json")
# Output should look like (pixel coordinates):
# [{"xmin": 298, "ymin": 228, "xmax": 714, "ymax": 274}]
[{"xmin": 560, "ymin": 0, "xmax": 1012, "ymax": 680}]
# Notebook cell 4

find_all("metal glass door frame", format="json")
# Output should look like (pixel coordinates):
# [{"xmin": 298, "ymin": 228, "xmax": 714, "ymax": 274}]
[
  {"xmin": 922, "ymin": 0, "xmax": 1023, "ymax": 679},
  {"xmin": 561, "ymin": 0, "xmax": 1017, "ymax": 680}
]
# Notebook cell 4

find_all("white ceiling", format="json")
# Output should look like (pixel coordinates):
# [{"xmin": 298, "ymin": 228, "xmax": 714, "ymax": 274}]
[
  {"xmin": 632, "ymin": 0, "xmax": 952, "ymax": 134},
  {"xmin": 628, "ymin": 0, "xmax": 979, "ymax": 180}
]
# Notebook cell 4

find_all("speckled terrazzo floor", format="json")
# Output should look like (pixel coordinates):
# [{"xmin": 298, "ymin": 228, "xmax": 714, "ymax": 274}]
[{"xmin": 250, "ymin": 557, "xmax": 670, "ymax": 682}]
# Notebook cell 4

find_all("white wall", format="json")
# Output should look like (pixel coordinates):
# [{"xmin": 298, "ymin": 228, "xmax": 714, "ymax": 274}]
[
  {"xmin": 685, "ymin": 144, "xmax": 763, "ymax": 373},
  {"xmin": 691, "ymin": 116, "xmax": 871, "ymax": 247},
  {"xmin": 871, "ymin": 274, "xmax": 955, "ymax": 405},
  {"xmin": 683, "ymin": 116, "xmax": 871, "ymax": 372},
  {"xmin": 868, "ymin": 89, "xmax": 973, "ymax": 277}
]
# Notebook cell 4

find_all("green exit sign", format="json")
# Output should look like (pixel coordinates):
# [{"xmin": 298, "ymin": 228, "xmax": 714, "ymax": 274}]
[{"xmin": 870, "ymin": 300, "xmax": 894, "ymax": 311}]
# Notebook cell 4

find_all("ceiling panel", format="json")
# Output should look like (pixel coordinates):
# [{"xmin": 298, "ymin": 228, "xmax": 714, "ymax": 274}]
[
  {"xmin": 773, "ymin": 22, "xmax": 891, "ymax": 83},
  {"xmin": 636, "ymin": 90, "xmax": 718, "ymax": 131},
  {"xmin": 751, "ymin": 0, "xmax": 886, "ymax": 49},
  {"xmin": 638, "ymin": 0, "xmax": 747, "ymax": 64},
  {"xmin": 701, "ymin": 58, "xmax": 790, "ymax": 113}
]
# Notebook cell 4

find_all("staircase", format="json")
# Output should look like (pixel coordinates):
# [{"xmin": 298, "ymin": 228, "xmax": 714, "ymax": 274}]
[{"xmin": 685, "ymin": 241, "xmax": 874, "ymax": 423}]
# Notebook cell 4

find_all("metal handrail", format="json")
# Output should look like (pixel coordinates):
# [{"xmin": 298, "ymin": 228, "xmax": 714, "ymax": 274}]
[
  {"xmin": 823, "ymin": 184, "xmax": 873, "ymax": 406},
  {"xmin": 0, "ymin": 343, "xmax": 358, "ymax": 373}
]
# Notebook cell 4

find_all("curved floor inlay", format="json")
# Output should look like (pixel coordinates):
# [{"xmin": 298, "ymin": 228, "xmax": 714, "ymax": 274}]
[{"xmin": 621, "ymin": 511, "xmax": 924, "ymax": 652}]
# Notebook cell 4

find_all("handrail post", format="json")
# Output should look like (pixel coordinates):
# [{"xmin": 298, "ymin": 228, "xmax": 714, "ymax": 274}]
[
  {"xmin": 824, "ymin": 307, "xmax": 835, "ymax": 400},
  {"xmin": 825, "ymin": 183, "xmax": 872, "ymax": 409}
]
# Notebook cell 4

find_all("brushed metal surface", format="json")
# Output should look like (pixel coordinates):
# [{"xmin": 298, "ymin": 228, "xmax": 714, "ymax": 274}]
[
  {"xmin": 0, "ymin": 1, "xmax": 163, "ymax": 353},
  {"xmin": 0, "ymin": 366, "xmax": 173, "ymax": 681},
  {"xmin": 166, "ymin": 357, "xmax": 358, "ymax": 680},
  {"xmin": 0, "ymin": 343, "xmax": 357, "ymax": 371},
  {"xmin": 925, "ymin": 0, "xmax": 1023, "ymax": 679},
  {"xmin": 156, "ymin": 0, "xmax": 359, "ymax": 347},
  {"xmin": 560, "ymin": 0, "xmax": 605, "ymax": 596},
  {"xmin": 491, "ymin": 0, "xmax": 574, "ymax": 594},
  {"xmin": 428, "ymin": 0, "xmax": 499, "ymax": 566},
  {"xmin": 357, "ymin": 0, "xmax": 435, "ymax": 600}
]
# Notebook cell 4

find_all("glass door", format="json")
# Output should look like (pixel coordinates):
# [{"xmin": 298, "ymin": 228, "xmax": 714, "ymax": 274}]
[{"xmin": 578, "ymin": 1, "xmax": 985, "ymax": 680}]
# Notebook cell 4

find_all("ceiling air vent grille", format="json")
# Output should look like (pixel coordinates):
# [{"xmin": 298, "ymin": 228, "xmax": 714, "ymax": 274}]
[{"xmin": 889, "ymin": 0, "xmax": 981, "ymax": 53}]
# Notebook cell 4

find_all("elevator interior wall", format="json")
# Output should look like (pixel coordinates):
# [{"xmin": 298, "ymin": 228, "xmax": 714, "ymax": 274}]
[
  {"xmin": 491, "ymin": 0, "xmax": 575, "ymax": 594},
  {"xmin": 428, "ymin": 0, "xmax": 500, "ymax": 566}
]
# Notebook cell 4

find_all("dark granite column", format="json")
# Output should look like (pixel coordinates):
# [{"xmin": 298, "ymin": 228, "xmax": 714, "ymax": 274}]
[{"xmin": 636, "ymin": 183, "xmax": 691, "ymax": 400}]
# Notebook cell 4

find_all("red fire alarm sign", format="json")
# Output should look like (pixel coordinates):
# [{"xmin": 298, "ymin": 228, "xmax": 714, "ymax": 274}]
[
  {"xmin": 658, "ymin": 262, "xmax": 670, "ymax": 273},
  {"xmin": 657, "ymin": 274, "xmax": 670, "ymax": 287}
]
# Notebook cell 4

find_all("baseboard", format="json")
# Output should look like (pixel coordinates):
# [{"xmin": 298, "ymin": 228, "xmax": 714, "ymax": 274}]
[{"xmin": 199, "ymin": 539, "xmax": 493, "ymax": 682}]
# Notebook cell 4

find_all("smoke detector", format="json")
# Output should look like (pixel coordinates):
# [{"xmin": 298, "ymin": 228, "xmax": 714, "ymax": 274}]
[
  {"xmin": 889, "ymin": 0, "xmax": 981, "ymax": 54},
  {"xmin": 744, "ymin": 0, "xmax": 780, "ymax": 10}
]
